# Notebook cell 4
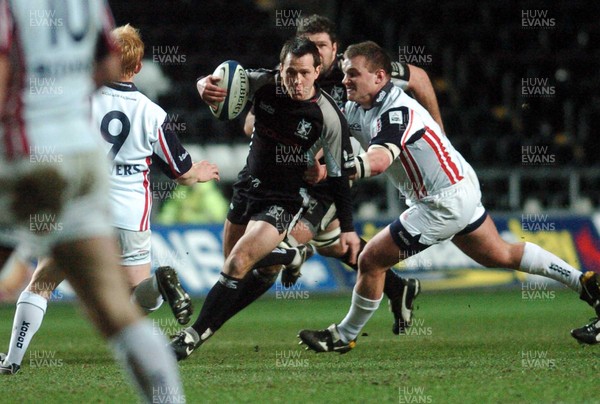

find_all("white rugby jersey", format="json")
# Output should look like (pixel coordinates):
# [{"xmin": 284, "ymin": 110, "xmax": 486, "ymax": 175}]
[
  {"xmin": 345, "ymin": 82, "xmax": 471, "ymax": 203},
  {"xmin": 0, "ymin": 0, "xmax": 115, "ymax": 159},
  {"xmin": 92, "ymin": 82, "xmax": 192, "ymax": 231}
]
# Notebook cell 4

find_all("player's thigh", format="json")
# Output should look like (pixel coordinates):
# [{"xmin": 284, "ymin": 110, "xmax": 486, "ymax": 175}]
[
  {"xmin": 117, "ymin": 228, "xmax": 152, "ymax": 286},
  {"xmin": 225, "ymin": 220, "xmax": 285, "ymax": 277},
  {"xmin": 223, "ymin": 219, "xmax": 246, "ymax": 258},
  {"xmin": 123, "ymin": 263, "xmax": 152, "ymax": 288},
  {"xmin": 314, "ymin": 219, "xmax": 345, "ymax": 258},
  {"xmin": 359, "ymin": 225, "xmax": 405, "ymax": 273},
  {"xmin": 288, "ymin": 218, "xmax": 315, "ymax": 245},
  {"xmin": 452, "ymin": 215, "xmax": 523, "ymax": 269}
]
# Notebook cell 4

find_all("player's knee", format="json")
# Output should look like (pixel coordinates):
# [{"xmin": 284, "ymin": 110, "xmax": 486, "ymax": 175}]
[
  {"xmin": 357, "ymin": 247, "xmax": 378, "ymax": 274},
  {"xmin": 224, "ymin": 252, "xmax": 252, "ymax": 278}
]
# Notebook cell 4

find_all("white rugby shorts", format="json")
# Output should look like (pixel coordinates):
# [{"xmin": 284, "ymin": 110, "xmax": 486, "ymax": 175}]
[
  {"xmin": 117, "ymin": 228, "xmax": 151, "ymax": 266},
  {"xmin": 399, "ymin": 167, "xmax": 486, "ymax": 246}
]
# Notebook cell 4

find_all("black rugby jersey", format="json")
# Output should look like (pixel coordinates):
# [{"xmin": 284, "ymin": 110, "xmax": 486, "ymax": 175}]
[{"xmin": 246, "ymin": 70, "xmax": 356, "ymax": 231}]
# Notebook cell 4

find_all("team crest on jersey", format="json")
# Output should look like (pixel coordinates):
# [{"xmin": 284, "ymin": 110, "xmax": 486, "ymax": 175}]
[
  {"xmin": 295, "ymin": 119, "xmax": 312, "ymax": 139},
  {"xmin": 330, "ymin": 86, "xmax": 345, "ymax": 104}
]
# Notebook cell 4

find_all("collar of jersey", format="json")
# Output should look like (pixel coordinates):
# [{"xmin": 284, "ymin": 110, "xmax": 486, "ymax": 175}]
[
  {"xmin": 107, "ymin": 81, "xmax": 138, "ymax": 92},
  {"xmin": 371, "ymin": 81, "xmax": 394, "ymax": 108}
]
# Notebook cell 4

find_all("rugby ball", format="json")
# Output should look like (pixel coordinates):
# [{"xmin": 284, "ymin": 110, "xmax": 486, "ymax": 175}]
[{"xmin": 210, "ymin": 60, "xmax": 249, "ymax": 120}]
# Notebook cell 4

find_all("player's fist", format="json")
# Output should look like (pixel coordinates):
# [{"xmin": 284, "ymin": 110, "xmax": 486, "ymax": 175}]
[
  {"xmin": 193, "ymin": 160, "xmax": 220, "ymax": 183},
  {"xmin": 339, "ymin": 231, "xmax": 360, "ymax": 266},
  {"xmin": 196, "ymin": 76, "xmax": 227, "ymax": 108}
]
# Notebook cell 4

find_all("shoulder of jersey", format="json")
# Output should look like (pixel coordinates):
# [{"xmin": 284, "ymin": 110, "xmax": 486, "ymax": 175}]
[{"xmin": 210, "ymin": 60, "xmax": 249, "ymax": 121}]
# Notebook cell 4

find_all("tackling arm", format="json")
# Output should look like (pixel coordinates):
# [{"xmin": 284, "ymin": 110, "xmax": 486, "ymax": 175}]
[{"xmin": 406, "ymin": 64, "xmax": 445, "ymax": 134}]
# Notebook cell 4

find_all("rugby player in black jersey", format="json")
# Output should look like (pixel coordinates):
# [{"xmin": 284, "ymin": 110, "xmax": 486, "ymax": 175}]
[{"xmin": 170, "ymin": 37, "xmax": 360, "ymax": 360}]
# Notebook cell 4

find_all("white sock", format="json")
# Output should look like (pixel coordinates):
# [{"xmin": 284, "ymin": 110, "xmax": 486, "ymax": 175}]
[
  {"xmin": 337, "ymin": 289, "xmax": 382, "ymax": 343},
  {"xmin": 6, "ymin": 291, "xmax": 48, "ymax": 366},
  {"xmin": 109, "ymin": 319, "xmax": 184, "ymax": 403},
  {"xmin": 519, "ymin": 242, "xmax": 582, "ymax": 292},
  {"xmin": 131, "ymin": 275, "xmax": 163, "ymax": 314}
]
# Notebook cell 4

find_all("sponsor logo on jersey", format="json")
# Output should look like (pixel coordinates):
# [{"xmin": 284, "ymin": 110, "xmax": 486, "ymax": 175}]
[
  {"xmin": 294, "ymin": 119, "xmax": 312, "ymax": 139},
  {"xmin": 259, "ymin": 101, "xmax": 275, "ymax": 114},
  {"xmin": 349, "ymin": 123, "xmax": 361, "ymax": 132},
  {"xmin": 178, "ymin": 151, "xmax": 189, "ymax": 161},
  {"xmin": 389, "ymin": 111, "xmax": 403, "ymax": 124},
  {"xmin": 375, "ymin": 90, "xmax": 387, "ymax": 103}
]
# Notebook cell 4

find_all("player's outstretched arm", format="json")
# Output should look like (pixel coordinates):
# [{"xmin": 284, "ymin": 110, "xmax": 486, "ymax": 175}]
[
  {"xmin": 351, "ymin": 146, "xmax": 395, "ymax": 180},
  {"xmin": 196, "ymin": 75, "xmax": 227, "ymax": 109},
  {"xmin": 406, "ymin": 65, "xmax": 445, "ymax": 134},
  {"xmin": 176, "ymin": 160, "xmax": 220, "ymax": 185}
]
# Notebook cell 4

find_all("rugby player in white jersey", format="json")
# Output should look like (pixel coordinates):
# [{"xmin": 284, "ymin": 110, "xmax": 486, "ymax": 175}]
[
  {"xmin": 0, "ymin": 23, "xmax": 220, "ymax": 374},
  {"xmin": 299, "ymin": 41, "xmax": 600, "ymax": 352},
  {"xmin": 0, "ymin": 1, "xmax": 186, "ymax": 401}
]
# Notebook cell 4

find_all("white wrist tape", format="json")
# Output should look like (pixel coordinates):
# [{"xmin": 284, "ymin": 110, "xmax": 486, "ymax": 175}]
[{"xmin": 354, "ymin": 153, "xmax": 371, "ymax": 179}]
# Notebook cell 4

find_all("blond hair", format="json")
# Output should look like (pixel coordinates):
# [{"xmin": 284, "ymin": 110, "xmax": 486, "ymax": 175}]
[{"xmin": 111, "ymin": 24, "xmax": 144, "ymax": 77}]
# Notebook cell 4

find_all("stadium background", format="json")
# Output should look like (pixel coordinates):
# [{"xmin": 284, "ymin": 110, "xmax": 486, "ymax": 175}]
[{"xmin": 1, "ymin": 0, "xmax": 599, "ymax": 299}]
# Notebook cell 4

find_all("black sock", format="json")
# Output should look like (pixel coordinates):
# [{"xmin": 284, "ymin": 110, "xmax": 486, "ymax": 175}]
[
  {"xmin": 254, "ymin": 247, "xmax": 296, "ymax": 268},
  {"xmin": 340, "ymin": 238, "xmax": 404, "ymax": 300},
  {"xmin": 383, "ymin": 269, "xmax": 405, "ymax": 300},
  {"xmin": 191, "ymin": 272, "xmax": 241, "ymax": 337},
  {"xmin": 229, "ymin": 269, "xmax": 277, "ymax": 316}
]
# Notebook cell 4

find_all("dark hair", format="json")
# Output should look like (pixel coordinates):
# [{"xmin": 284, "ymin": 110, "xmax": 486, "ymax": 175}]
[
  {"xmin": 296, "ymin": 14, "xmax": 338, "ymax": 44},
  {"xmin": 344, "ymin": 41, "xmax": 392, "ymax": 75},
  {"xmin": 279, "ymin": 36, "xmax": 321, "ymax": 68}
]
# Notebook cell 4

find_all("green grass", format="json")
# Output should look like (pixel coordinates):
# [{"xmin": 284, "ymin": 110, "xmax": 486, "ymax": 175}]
[{"xmin": 0, "ymin": 289, "xmax": 598, "ymax": 403}]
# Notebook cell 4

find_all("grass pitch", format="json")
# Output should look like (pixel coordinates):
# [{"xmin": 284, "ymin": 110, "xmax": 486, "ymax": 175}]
[{"xmin": 0, "ymin": 289, "xmax": 597, "ymax": 403}]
